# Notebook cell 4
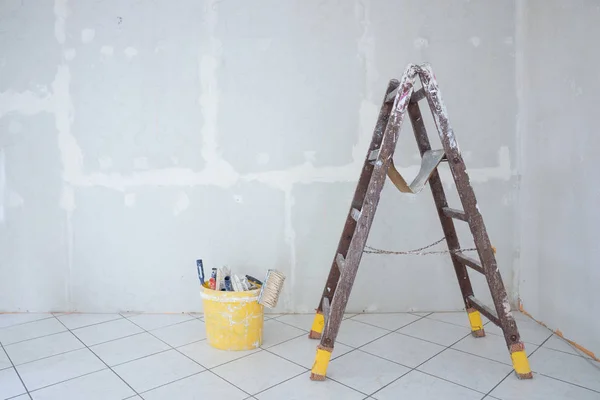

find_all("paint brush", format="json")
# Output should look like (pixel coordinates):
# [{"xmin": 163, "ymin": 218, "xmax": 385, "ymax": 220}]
[
  {"xmin": 257, "ymin": 269, "xmax": 285, "ymax": 308},
  {"xmin": 196, "ymin": 259, "xmax": 205, "ymax": 286}
]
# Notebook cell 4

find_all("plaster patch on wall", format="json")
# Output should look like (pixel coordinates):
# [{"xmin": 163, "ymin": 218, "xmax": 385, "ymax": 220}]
[
  {"xmin": 0, "ymin": 89, "xmax": 53, "ymax": 118},
  {"xmin": 233, "ymin": 195, "xmax": 243, "ymax": 204},
  {"xmin": 54, "ymin": 0, "xmax": 67, "ymax": 44},
  {"xmin": 283, "ymin": 188, "xmax": 296, "ymax": 310},
  {"xmin": 124, "ymin": 193, "xmax": 136, "ymax": 207},
  {"xmin": 98, "ymin": 156, "xmax": 113, "ymax": 170},
  {"xmin": 8, "ymin": 191, "xmax": 24, "ymax": 208},
  {"xmin": 303, "ymin": 151, "xmax": 316, "ymax": 164},
  {"xmin": 0, "ymin": 149, "xmax": 4, "ymax": 223},
  {"xmin": 470, "ymin": 36, "xmax": 481, "ymax": 47},
  {"xmin": 100, "ymin": 46, "xmax": 114, "ymax": 57},
  {"xmin": 81, "ymin": 28, "xmax": 95, "ymax": 43},
  {"xmin": 173, "ymin": 191, "xmax": 190, "ymax": 216},
  {"xmin": 134, "ymin": 157, "xmax": 149, "ymax": 170},
  {"xmin": 414, "ymin": 37, "xmax": 429, "ymax": 50},
  {"xmin": 60, "ymin": 186, "xmax": 75, "ymax": 212},
  {"xmin": 64, "ymin": 49, "xmax": 76, "ymax": 61},
  {"xmin": 256, "ymin": 153, "xmax": 270, "ymax": 165},
  {"xmin": 124, "ymin": 47, "xmax": 138, "ymax": 58},
  {"xmin": 504, "ymin": 36, "xmax": 514, "ymax": 45}
]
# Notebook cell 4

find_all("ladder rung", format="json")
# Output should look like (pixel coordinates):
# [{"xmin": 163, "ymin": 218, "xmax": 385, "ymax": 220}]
[
  {"xmin": 455, "ymin": 252, "xmax": 484, "ymax": 274},
  {"xmin": 442, "ymin": 207, "xmax": 467, "ymax": 221},
  {"xmin": 350, "ymin": 208, "xmax": 362, "ymax": 222},
  {"xmin": 467, "ymin": 295, "xmax": 500, "ymax": 326},
  {"xmin": 335, "ymin": 253, "xmax": 345, "ymax": 271}
]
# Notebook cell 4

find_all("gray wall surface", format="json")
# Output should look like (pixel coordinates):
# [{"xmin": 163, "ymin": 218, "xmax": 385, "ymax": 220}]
[
  {"xmin": 0, "ymin": 0, "xmax": 518, "ymax": 314},
  {"xmin": 7, "ymin": 0, "xmax": 597, "ymax": 355},
  {"xmin": 518, "ymin": 1, "xmax": 600, "ymax": 357}
]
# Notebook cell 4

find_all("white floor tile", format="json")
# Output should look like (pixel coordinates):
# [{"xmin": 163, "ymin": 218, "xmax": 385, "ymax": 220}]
[
  {"xmin": 268, "ymin": 335, "xmax": 353, "ymax": 368},
  {"xmin": 397, "ymin": 318, "xmax": 469, "ymax": 346},
  {"xmin": 530, "ymin": 347, "xmax": 600, "ymax": 392},
  {"xmin": 0, "ymin": 313, "xmax": 53, "ymax": 329},
  {"xmin": 113, "ymin": 349, "xmax": 204, "ymax": 393},
  {"xmin": 91, "ymin": 332, "xmax": 170, "ymax": 366},
  {"xmin": 485, "ymin": 317, "xmax": 552, "ymax": 346},
  {"xmin": 0, "ymin": 318, "xmax": 67, "ymax": 346},
  {"xmin": 143, "ymin": 371, "xmax": 248, "ymax": 400},
  {"xmin": 4, "ymin": 332, "xmax": 84, "ymax": 365},
  {"xmin": 126, "ymin": 313, "xmax": 194, "ymax": 331},
  {"xmin": 29, "ymin": 369, "xmax": 135, "ymax": 400},
  {"xmin": 329, "ymin": 350, "xmax": 410, "ymax": 395},
  {"xmin": 350, "ymin": 313, "xmax": 421, "ymax": 331},
  {"xmin": 543, "ymin": 335, "xmax": 591, "ymax": 358},
  {"xmin": 361, "ymin": 332, "xmax": 445, "ymax": 368},
  {"xmin": 491, "ymin": 371, "xmax": 600, "ymax": 400},
  {"xmin": 373, "ymin": 370, "xmax": 483, "ymax": 400},
  {"xmin": 418, "ymin": 348, "xmax": 512, "ymax": 393},
  {"xmin": 57, "ymin": 313, "xmax": 122, "ymax": 330},
  {"xmin": 151, "ymin": 319, "xmax": 206, "ymax": 347},
  {"xmin": 0, "ymin": 348, "xmax": 11, "ymax": 370},
  {"xmin": 336, "ymin": 320, "xmax": 388, "ymax": 348},
  {"xmin": 452, "ymin": 332, "xmax": 538, "ymax": 366},
  {"xmin": 274, "ymin": 314, "xmax": 315, "ymax": 331},
  {"xmin": 7, "ymin": 395, "xmax": 30, "ymax": 400},
  {"xmin": 256, "ymin": 371, "xmax": 364, "ymax": 400},
  {"xmin": 261, "ymin": 320, "xmax": 306, "ymax": 348},
  {"xmin": 0, "ymin": 368, "xmax": 27, "ymax": 399},
  {"xmin": 72, "ymin": 319, "xmax": 143, "ymax": 347},
  {"xmin": 211, "ymin": 350, "xmax": 305, "ymax": 395},
  {"xmin": 409, "ymin": 312, "xmax": 432, "ymax": 317},
  {"xmin": 427, "ymin": 311, "xmax": 490, "ymax": 328},
  {"xmin": 16, "ymin": 348, "xmax": 106, "ymax": 391},
  {"xmin": 177, "ymin": 340, "xmax": 260, "ymax": 369}
]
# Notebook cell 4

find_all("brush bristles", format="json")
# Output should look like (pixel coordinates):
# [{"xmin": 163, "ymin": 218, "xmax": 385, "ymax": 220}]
[{"xmin": 258, "ymin": 270, "xmax": 285, "ymax": 308}]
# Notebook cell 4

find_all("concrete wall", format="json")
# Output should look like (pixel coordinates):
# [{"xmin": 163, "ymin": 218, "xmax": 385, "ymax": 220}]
[
  {"xmin": 0, "ymin": 0, "xmax": 519, "ymax": 313},
  {"xmin": 517, "ymin": 0, "xmax": 600, "ymax": 357}
]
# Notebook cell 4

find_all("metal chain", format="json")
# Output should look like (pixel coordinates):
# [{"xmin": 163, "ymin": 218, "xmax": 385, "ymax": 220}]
[{"xmin": 364, "ymin": 237, "xmax": 477, "ymax": 255}]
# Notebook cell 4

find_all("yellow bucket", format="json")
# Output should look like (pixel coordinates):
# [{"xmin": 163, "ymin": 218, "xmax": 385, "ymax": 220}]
[{"xmin": 200, "ymin": 285, "xmax": 264, "ymax": 351}]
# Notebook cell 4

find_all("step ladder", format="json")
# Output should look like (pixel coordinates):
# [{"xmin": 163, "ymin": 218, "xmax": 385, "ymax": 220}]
[{"xmin": 308, "ymin": 63, "xmax": 533, "ymax": 381}]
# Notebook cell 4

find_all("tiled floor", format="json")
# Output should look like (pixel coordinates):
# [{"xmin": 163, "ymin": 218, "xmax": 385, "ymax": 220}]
[{"xmin": 0, "ymin": 311, "xmax": 598, "ymax": 399}]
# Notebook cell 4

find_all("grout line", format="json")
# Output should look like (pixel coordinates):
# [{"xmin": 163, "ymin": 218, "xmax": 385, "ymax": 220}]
[
  {"xmin": 0, "ymin": 314, "xmax": 55, "ymax": 330},
  {"xmin": 368, "ymin": 329, "xmax": 478, "ymax": 398},
  {"xmin": 57, "ymin": 314, "xmax": 125, "ymax": 330},
  {"xmin": 263, "ymin": 318, "xmax": 310, "ymax": 334},
  {"xmin": 121, "ymin": 314, "xmax": 198, "ymax": 332},
  {"xmin": 51, "ymin": 315, "xmax": 142, "ymax": 398},
  {"xmin": 135, "ymin": 370, "xmax": 206, "ymax": 396},
  {"xmin": 0, "ymin": 342, "xmax": 33, "ymax": 399},
  {"xmin": 25, "ymin": 368, "xmax": 105, "ymax": 395},
  {"xmin": 122, "ymin": 313, "xmax": 254, "ymax": 398},
  {"xmin": 250, "ymin": 370, "xmax": 308, "ymax": 397}
]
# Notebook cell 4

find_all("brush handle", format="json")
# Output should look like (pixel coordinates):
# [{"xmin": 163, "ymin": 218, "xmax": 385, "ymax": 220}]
[{"xmin": 196, "ymin": 259, "xmax": 205, "ymax": 285}]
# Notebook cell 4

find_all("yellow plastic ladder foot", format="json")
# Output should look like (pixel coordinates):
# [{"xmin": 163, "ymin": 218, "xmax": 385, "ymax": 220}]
[
  {"xmin": 308, "ymin": 311, "xmax": 325, "ymax": 340},
  {"xmin": 310, "ymin": 345, "xmax": 332, "ymax": 381},
  {"xmin": 510, "ymin": 342, "xmax": 533, "ymax": 379},
  {"xmin": 467, "ymin": 308, "xmax": 486, "ymax": 338}
]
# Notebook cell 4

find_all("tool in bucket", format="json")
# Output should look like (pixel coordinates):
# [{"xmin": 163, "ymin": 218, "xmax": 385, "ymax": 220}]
[
  {"xmin": 195, "ymin": 260, "xmax": 285, "ymax": 308},
  {"xmin": 307, "ymin": 63, "xmax": 533, "ymax": 381}
]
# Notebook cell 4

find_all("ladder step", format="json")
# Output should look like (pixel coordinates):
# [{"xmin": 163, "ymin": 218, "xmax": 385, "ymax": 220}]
[
  {"xmin": 467, "ymin": 295, "xmax": 500, "ymax": 326},
  {"xmin": 335, "ymin": 253, "xmax": 346, "ymax": 271},
  {"xmin": 350, "ymin": 208, "xmax": 362, "ymax": 222},
  {"xmin": 442, "ymin": 207, "xmax": 467, "ymax": 221},
  {"xmin": 455, "ymin": 252, "xmax": 484, "ymax": 274}
]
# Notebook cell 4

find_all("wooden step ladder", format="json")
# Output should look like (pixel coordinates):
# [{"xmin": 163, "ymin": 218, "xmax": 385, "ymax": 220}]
[{"xmin": 308, "ymin": 63, "xmax": 533, "ymax": 381}]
